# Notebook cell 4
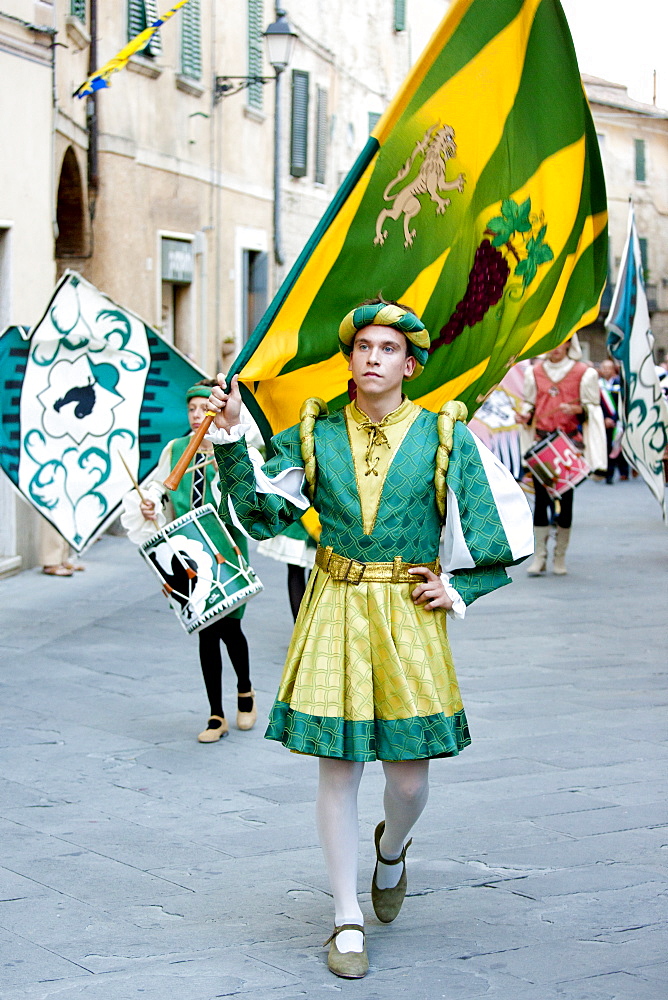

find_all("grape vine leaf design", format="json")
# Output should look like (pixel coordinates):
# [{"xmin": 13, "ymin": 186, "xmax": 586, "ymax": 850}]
[
  {"xmin": 515, "ymin": 225, "xmax": 554, "ymax": 289},
  {"xmin": 486, "ymin": 198, "xmax": 532, "ymax": 247}
]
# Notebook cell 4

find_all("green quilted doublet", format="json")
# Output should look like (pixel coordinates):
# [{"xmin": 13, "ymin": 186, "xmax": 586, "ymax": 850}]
[{"xmin": 314, "ymin": 408, "xmax": 443, "ymax": 564}]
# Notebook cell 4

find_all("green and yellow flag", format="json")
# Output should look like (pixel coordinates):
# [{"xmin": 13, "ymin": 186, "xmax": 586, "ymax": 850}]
[{"xmin": 231, "ymin": 0, "xmax": 607, "ymax": 441}]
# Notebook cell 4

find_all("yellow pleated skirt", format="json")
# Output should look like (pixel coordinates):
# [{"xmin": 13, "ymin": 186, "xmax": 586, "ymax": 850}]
[{"xmin": 264, "ymin": 566, "xmax": 471, "ymax": 761}]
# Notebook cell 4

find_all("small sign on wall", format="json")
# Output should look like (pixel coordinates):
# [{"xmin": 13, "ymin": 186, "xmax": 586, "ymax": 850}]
[{"xmin": 161, "ymin": 238, "xmax": 193, "ymax": 284}]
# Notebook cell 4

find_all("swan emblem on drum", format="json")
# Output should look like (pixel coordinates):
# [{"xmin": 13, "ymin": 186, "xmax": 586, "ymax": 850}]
[{"xmin": 148, "ymin": 535, "xmax": 213, "ymax": 621}]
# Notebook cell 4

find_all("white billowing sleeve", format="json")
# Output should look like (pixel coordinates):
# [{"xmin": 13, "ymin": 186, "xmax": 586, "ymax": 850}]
[
  {"xmin": 439, "ymin": 434, "xmax": 534, "ymax": 617},
  {"xmin": 438, "ymin": 555, "xmax": 468, "ymax": 621},
  {"xmin": 119, "ymin": 444, "xmax": 169, "ymax": 543},
  {"xmin": 521, "ymin": 365, "xmax": 536, "ymax": 413},
  {"xmin": 120, "ymin": 444, "xmax": 173, "ymax": 544},
  {"xmin": 580, "ymin": 366, "xmax": 608, "ymax": 472}
]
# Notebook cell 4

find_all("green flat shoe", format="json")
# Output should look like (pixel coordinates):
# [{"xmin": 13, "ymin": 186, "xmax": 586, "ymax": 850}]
[
  {"xmin": 323, "ymin": 923, "xmax": 369, "ymax": 979},
  {"xmin": 371, "ymin": 820, "xmax": 412, "ymax": 923}
]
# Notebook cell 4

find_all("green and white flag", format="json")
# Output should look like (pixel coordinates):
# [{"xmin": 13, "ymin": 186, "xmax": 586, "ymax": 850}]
[
  {"xmin": 606, "ymin": 208, "xmax": 668, "ymax": 522},
  {"xmin": 0, "ymin": 272, "xmax": 205, "ymax": 550}
]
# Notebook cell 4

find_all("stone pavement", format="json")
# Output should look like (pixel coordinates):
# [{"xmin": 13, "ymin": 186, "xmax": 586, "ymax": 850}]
[{"xmin": 0, "ymin": 477, "xmax": 666, "ymax": 1000}]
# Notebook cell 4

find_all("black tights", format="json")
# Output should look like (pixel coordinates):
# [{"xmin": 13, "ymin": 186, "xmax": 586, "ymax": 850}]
[
  {"xmin": 532, "ymin": 476, "xmax": 573, "ymax": 529},
  {"xmin": 287, "ymin": 564, "xmax": 307, "ymax": 622},
  {"xmin": 198, "ymin": 617, "xmax": 251, "ymax": 717}
]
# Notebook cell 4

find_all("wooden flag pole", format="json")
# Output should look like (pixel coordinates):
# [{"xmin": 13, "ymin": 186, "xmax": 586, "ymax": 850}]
[{"xmin": 163, "ymin": 410, "xmax": 216, "ymax": 491}]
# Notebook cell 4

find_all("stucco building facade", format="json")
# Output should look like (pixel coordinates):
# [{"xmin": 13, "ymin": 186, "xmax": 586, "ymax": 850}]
[{"xmin": 580, "ymin": 75, "xmax": 668, "ymax": 362}]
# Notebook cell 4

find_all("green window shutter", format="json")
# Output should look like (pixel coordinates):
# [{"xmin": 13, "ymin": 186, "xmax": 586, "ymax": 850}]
[
  {"xmin": 128, "ymin": 1, "xmax": 161, "ymax": 57},
  {"xmin": 394, "ymin": 0, "xmax": 407, "ymax": 31},
  {"xmin": 247, "ymin": 0, "xmax": 264, "ymax": 110},
  {"xmin": 315, "ymin": 87, "xmax": 328, "ymax": 184},
  {"xmin": 128, "ymin": 0, "xmax": 147, "ymax": 39},
  {"xmin": 635, "ymin": 138, "xmax": 646, "ymax": 182},
  {"xmin": 638, "ymin": 237, "xmax": 649, "ymax": 281},
  {"xmin": 368, "ymin": 111, "xmax": 381, "ymax": 134},
  {"xmin": 70, "ymin": 0, "xmax": 86, "ymax": 21},
  {"xmin": 144, "ymin": 0, "xmax": 162, "ymax": 56},
  {"xmin": 181, "ymin": 0, "xmax": 202, "ymax": 79},
  {"xmin": 290, "ymin": 70, "xmax": 309, "ymax": 178}
]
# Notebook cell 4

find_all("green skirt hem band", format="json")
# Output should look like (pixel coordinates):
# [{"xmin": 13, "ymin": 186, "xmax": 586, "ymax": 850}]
[{"xmin": 264, "ymin": 700, "xmax": 471, "ymax": 762}]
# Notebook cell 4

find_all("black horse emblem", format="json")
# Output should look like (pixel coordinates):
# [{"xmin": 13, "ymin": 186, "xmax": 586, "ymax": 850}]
[
  {"xmin": 54, "ymin": 377, "xmax": 97, "ymax": 419},
  {"xmin": 149, "ymin": 549, "xmax": 198, "ymax": 620}
]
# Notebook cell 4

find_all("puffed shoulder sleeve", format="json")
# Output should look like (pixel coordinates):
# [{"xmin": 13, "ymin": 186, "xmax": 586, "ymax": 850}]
[{"xmin": 440, "ymin": 422, "xmax": 534, "ymax": 606}]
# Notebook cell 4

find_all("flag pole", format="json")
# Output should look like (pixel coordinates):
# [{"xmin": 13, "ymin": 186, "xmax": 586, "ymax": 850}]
[{"xmin": 163, "ymin": 412, "xmax": 216, "ymax": 490}]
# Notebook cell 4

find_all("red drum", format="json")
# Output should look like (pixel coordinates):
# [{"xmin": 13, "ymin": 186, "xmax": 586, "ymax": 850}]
[{"xmin": 524, "ymin": 430, "xmax": 590, "ymax": 499}]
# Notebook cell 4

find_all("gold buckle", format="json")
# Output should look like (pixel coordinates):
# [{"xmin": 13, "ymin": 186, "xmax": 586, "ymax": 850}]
[
  {"xmin": 391, "ymin": 556, "xmax": 403, "ymax": 583},
  {"xmin": 343, "ymin": 558, "xmax": 365, "ymax": 583}
]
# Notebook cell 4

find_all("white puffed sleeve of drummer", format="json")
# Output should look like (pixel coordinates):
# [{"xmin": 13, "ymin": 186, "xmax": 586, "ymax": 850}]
[
  {"xmin": 580, "ymin": 366, "xmax": 608, "ymax": 472},
  {"xmin": 119, "ymin": 444, "xmax": 171, "ymax": 544}
]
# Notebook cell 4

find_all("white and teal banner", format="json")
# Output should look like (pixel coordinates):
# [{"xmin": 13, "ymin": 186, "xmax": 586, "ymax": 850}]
[
  {"xmin": 606, "ymin": 209, "xmax": 668, "ymax": 522},
  {"xmin": 0, "ymin": 272, "xmax": 205, "ymax": 551}
]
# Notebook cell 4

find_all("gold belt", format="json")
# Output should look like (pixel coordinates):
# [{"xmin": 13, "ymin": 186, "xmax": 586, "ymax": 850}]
[{"xmin": 315, "ymin": 545, "xmax": 440, "ymax": 584}]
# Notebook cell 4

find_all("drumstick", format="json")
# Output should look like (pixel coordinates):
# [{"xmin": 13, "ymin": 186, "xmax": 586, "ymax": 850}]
[
  {"xmin": 117, "ymin": 451, "xmax": 160, "ymax": 528},
  {"xmin": 164, "ymin": 411, "xmax": 216, "ymax": 491}
]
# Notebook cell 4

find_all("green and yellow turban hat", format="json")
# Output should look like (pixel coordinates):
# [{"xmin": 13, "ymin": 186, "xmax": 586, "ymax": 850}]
[
  {"xmin": 185, "ymin": 383, "xmax": 213, "ymax": 400},
  {"xmin": 338, "ymin": 302, "xmax": 430, "ymax": 380}
]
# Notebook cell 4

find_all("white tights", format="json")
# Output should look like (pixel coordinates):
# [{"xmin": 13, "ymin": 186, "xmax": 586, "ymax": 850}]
[{"xmin": 316, "ymin": 757, "xmax": 430, "ymax": 953}]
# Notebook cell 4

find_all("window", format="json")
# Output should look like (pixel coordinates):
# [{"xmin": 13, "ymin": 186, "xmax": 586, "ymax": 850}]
[
  {"xmin": 247, "ymin": 0, "xmax": 264, "ymax": 110},
  {"xmin": 290, "ymin": 70, "xmax": 310, "ymax": 178},
  {"xmin": 242, "ymin": 250, "xmax": 268, "ymax": 342},
  {"xmin": 368, "ymin": 111, "xmax": 382, "ymax": 134},
  {"xmin": 181, "ymin": 0, "xmax": 201, "ymax": 79},
  {"xmin": 638, "ymin": 237, "xmax": 649, "ymax": 282},
  {"xmin": 394, "ymin": 0, "xmax": 406, "ymax": 32},
  {"xmin": 634, "ymin": 138, "xmax": 646, "ymax": 182},
  {"xmin": 70, "ymin": 0, "xmax": 86, "ymax": 21},
  {"xmin": 315, "ymin": 87, "xmax": 328, "ymax": 184},
  {"xmin": 128, "ymin": 0, "xmax": 162, "ymax": 57}
]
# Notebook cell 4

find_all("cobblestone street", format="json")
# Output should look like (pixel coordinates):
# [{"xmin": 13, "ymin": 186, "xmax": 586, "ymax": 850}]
[{"xmin": 0, "ymin": 477, "xmax": 666, "ymax": 999}]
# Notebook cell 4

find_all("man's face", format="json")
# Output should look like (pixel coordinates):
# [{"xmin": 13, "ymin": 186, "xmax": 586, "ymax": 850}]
[
  {"xmin": 600, "ymin": 360, "xmax": 615, "ymax": 379},
  {"xmin": 347, "ymin": 325, "xmax": 416, "ymax": 394},
  {"xmin": 547, "ymin": 342, "xmax": 569, "ymax": 364},
  {"xmin": 187, "ymin": 397, "xmax": 209, "ymax": 432}
]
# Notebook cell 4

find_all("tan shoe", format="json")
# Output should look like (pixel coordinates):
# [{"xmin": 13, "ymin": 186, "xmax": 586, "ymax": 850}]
[
  {"xmin": 236, "ymin": 689, "xmax": 257, "ymax": 731},
  {"xmin": 323, "ymin": 924, "xmax": 368, "ymax": 979},
  {"xmin": 197, "ymin": 715, "xmax": 229, "ymax": 743},
  {"xmin": 371, "ymin": 820, "xmax": 412, "ymax": 923}
]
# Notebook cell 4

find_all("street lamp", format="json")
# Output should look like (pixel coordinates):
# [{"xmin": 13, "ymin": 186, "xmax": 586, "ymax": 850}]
[
  {"xmin": 264, "ymin": 10, "xmax": 297, "ymax": 266},
  {"xmin": 263, "ymin": 9, "xmax": 297, "ymax": 72},
  {"xmin": 213, "ymin": 10, "xmax": 297, "ymax": 266}
]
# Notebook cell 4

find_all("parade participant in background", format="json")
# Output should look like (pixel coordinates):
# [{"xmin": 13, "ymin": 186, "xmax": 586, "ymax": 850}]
[
  {"xmin": 121, "ymin": 380, "xmax": 257, "ymax": 742},
  {"xmin": 206, "ymin": 299, "xmax": 533, "ymax": 979},
  {"xmin": 598, "ymin": 358, "xmax": 629, "ymax": 484},
  {"xmin": 40, "ymin": 520, "xmax": 85, "ymax": 577},
  {"xmin": 518, "ymin": 336, "xmax": 606, "ymax": 576}
]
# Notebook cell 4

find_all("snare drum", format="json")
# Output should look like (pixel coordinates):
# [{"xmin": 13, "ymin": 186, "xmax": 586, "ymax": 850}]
[
  {"xmin": 524, "ymin": 430, "xmax": 590, "ymax": 500},
  {"xmin": 139, "ymin": 504, "xmax": 263, "ymax": 635}
]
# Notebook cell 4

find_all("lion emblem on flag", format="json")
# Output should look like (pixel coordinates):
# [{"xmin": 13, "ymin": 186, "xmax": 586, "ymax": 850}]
[{"xmin": 374, "ymin": 123, "xmax": 466, "ymax": 248}]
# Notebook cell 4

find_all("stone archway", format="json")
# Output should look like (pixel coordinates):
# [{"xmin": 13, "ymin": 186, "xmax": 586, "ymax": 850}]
[{"xmin": 56, "ymin": 146, "xmax": 87, "ymax": 257}]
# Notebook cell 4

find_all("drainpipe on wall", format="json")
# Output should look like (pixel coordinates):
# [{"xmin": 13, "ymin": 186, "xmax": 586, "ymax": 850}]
[{"xmin": 87, "ymin": 0, "xmax": 99, "ymax": 221}]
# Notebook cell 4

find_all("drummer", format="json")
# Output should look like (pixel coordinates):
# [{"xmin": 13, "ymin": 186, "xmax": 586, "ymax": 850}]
[
  {"xmin": 121, "ymin": 379, "xmax": 257, "ymax": 742},
  {"xmin": 517, "ymin": 337, "xmax": 606, "ymax": 576}
]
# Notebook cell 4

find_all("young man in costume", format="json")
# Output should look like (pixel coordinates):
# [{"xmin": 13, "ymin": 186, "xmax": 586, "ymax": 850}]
[
  {"xmin": 206, "ymin": 301, "xmax": 533, "ymax": 978},
  {"xmin": 121, "ymin": 380, "xmax": 257, "ymax": 742},
  {"xmin": 518, "ymin": 338, "xmax": 606, "ymax": 575}
]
